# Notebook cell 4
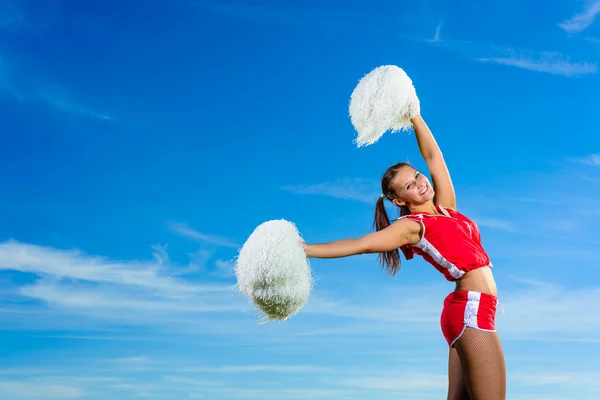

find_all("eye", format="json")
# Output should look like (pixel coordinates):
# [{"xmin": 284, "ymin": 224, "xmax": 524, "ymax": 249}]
[{"xmin": 416, "ymin": 172, "xmax": 420, "ymax": 179}]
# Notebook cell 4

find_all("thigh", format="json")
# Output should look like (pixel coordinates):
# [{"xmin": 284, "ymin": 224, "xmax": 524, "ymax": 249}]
[
  {"xmin": 447, "ymin": 347, "xmax": 470, "ymax": 400},
  {"xmin": 454, "ymin": 327, "xmax": 506, "ymax": 400}
]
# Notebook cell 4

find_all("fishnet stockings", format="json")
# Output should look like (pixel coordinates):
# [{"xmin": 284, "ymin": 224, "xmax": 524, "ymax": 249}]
[{"xmin": 447, "ymin": 327, "xmax": 506, "ymax": 400}]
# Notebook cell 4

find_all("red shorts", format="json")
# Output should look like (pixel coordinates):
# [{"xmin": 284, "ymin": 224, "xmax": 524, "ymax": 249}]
[{"xmin": 440, "ymin": 290, "xmax": 498, "ymax": 347}]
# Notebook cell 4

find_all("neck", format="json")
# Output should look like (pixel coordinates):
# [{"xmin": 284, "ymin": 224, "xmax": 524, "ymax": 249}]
[{"xmin": 408, "ymin": 201, "xmax": 439, "ymax": 215}]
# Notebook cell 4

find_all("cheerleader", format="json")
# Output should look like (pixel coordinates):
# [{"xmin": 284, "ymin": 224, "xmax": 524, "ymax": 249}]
[{"xmin": 303, "ymin": 115, "xmax": 506, "ymax": 400}]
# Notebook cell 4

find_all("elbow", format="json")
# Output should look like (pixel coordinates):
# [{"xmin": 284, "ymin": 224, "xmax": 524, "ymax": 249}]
[
  {"xmin": 425, "ymin": 151, "xmax": 444, "ymax": 163},
  {"xmin": 356, "ymin": 238, "xmax": 374, "ymax": 255},
  {"xmin": 362, "ymin": 241, "xmax": 392, "ymax": 255}
]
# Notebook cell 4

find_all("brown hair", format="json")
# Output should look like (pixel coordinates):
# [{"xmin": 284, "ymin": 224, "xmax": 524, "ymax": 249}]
[{"xmin": 373, "ymin": 162, "xmax": 412, "ymax": 276}]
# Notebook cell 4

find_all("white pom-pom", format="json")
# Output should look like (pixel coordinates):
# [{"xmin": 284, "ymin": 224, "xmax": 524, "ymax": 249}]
[
  {"xmin": 235, "ymin": 219, "xmax": 313, "ymax": 323},
  {"xmin": 349, "ymin": 65, "xmax": 420, "ymax": 147}
]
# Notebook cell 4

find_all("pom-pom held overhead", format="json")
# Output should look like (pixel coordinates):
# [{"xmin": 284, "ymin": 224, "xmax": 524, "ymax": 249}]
[
  {"xmin": 234, "ymin": 219, "xmax": 313, "ymax": 323},
  {"xmin": 349, "ymin": 65, "xmax": 421, "ymax": 147}
]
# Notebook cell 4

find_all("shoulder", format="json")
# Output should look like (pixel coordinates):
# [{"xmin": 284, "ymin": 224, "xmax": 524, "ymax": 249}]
[{"xmin": 395, "ymin": 216, "xmax": 424, "ymax": 244}]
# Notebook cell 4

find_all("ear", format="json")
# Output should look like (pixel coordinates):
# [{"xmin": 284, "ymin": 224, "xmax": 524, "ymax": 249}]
[{"xmin": 392, "ymin": 199, "xmax": 405, "ymax": 207}]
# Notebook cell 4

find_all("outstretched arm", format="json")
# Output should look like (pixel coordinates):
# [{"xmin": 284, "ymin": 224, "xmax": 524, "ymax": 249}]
[
  {"xmin": 411, "ymin": 116, "xmax": 456, "ymax": 209},
  {"xmin": 303, "ymin": 218, "xmax": 421, "ymax": 259}
]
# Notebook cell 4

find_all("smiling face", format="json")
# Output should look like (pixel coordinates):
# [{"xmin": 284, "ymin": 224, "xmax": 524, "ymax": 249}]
[{"xmin": 389, "ymin": 165, "xmax": 435, "ymax": 208}]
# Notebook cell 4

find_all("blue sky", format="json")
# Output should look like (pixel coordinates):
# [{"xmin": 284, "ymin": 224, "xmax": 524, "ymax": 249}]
[{"xmin": 1, "ymin": 0, "xmax": 599, "ymax": 398}]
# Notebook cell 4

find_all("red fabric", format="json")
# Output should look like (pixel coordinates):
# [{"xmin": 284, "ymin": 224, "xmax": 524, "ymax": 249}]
[
  {"xmin": 440, "ymin": 290, "xmax": 498, "ymax": 346},
  {"xmin": 399, "ymin": 206, "xmax": 492, "ymax": 281}
]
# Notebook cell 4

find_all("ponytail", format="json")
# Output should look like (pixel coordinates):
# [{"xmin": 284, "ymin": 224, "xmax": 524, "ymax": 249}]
[
  {"xmin": 372, "ymin": 196, "xmax": 403, "ymax": 276},
  {"xmin": 373, "ymin": 161, "xmax": 415, "ymax": 276}
]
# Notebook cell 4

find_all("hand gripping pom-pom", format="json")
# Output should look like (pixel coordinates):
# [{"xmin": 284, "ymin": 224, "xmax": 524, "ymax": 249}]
[
  {"xmin": 349, "ymin": 65, "xmax": 421, "ymax": 147},
  {"xmin": 235, "ymin": 219, "xmax": 313, "ymax": 323}
]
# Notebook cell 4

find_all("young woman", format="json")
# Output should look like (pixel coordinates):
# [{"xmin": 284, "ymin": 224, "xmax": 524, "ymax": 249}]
[{"xmin": 302, "ymin": 116, "xmax": 506, "ymax": 400}]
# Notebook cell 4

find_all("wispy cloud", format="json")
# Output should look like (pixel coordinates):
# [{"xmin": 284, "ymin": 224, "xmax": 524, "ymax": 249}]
[
  {"xmin": 559, "ymin": 0, "xmax": 600, "ymax": 33},
  {"xmin": 423, "ymin": 33, "xmax": 597, "ymax": 77},
  {"xmin": 477, "ymin": 51, "xmax": 597, "ymax": 77},
  {"xmin": 0, "ymin": 240, "xmax": 196, "ymax": 293},
  {"xmin": 1, "ymin": 192, "xmax": 599, "ymax": 341},
  {"xmin": 179, "ymin": 364, "xmax": 333, "ymax": 374},
  {"xmin": 577, "ymin": 153, "xmax": 600, "ymax": 166},
  {"xmin": 0, "ymin": 380, "xmax": 85, "ymax": 399},
  {"xmin": 0, "ymin": 56, "xmax": 113, "ymax": 121},
  {"xmin": 429, "ymin": 22, "xmax": 441, "ymax": 44},
  {"xmin": 109, "ymin": 356, "xmax": 149, "ymax": 365},
  {"xmin": 283, "ymin": 179, "xmax": 517, "ymax": 233},
  {"xmin": 281, "ymin": 178, "xmax": 378, "ymax": 204},
  {"xmin": 330, "ymin": 374, "xmax": 446, "ymax": 391},
  {"xmin": 586, "ymin": 36, "xmax": 600, "ymax": 44},
  {"xmin": 215, "ymin": 259, "xmax": 234, "ymax": 276},
  {"xmin": 4, "ymin": 360, "xmax": 599, "ymax": 400},
  {"xmin": 151, "ymin": 244, "xmax": 169, "ymax": 265},
  {"xmin": 513, "ymin": 370, "xmax": 600, "ymax": 389},
  {"xmin": 0, "ymin": 239, "xmax": 246, "ymax": 332},
  {"xmin": 168, "ymin": 222, "xmax": 240, "ymax": 248},
  {"xmin": 470, "ymin": 217, "xmax": 516, "ymax": 232},
  {"xmin": 495, "ymin": 279, "xmax": 600, "ymax": 340},
  {"xmin": 19, "ymin": 277, "xmax": 239, "ymax": 317},
  {"xmin": 37, "ymin": 86, "xmax": 114, "ymax": 121}
]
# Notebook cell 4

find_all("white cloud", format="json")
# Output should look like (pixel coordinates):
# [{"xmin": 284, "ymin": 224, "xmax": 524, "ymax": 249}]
[
  {"xmin": 37, "ymin": 86, "xmax": 114, "ymax": 121},
  {"xmin": 198, "ymin": 386, "xmax": 355, "ymax": 399},
  {"xmin": 169, "ymin": 222, "xmax": 240, "ymax": 248},
  {"xmin": 477, "ymin": 51, "xmax": 597, "ymax": 77},
  {"xmin": 19, "ymin": 279, "xmax": 241, "ymax": 317},
  {"xmin": 0, "ymin": 381, "xmax": 85, "ymax": 399},
  {"xmin": 184, "ymin": 248, "xmax": 211, "ymax": 272},
  {"xmin": 295, "ymin": 274, "xmax": 600, "ymax": 343},
  {"xmin": 282, "ymin": 179, "xmax": 516, "ymax": 233},
  {"xmin": 559, "ymin": 0, "xmax": 600, "ymax": 33},
  {"xmin": 1, "ymin": 218, "xmax": 599, "ymax": 342},
  {"xmin": 178, "ymin": 365, "xmax": 333, "ymax": 374},
  {"xmin": 0, "ymin": 239, "xmax": 250, "ymax": 333},
  {"xmin": 0, "ymin": 56, "xmax": 113, "ymax": 121},
  {"xmin": 496, "ymin": 280, "xmax": 600, "ymax": 340},
  {"xmin": 302, "ymin": 285, "xmax": 443, "ymax": 326},
  {"xmin": 330, "ymin": 374, "xmax": 446, "ymax": 391},
  {"xmin": 282, "ymin": 178, "xmax": 379, "ymax": 204},
  {"xmin": 512, "ymin": 370, "xmax": 600, "ymax": 389},
  {"xmin": 578, "ymin": 153, "xmax": 600, "ymax": 166},
  {"xmin": 215, "ymin": 259, "xmax": 234, "ymax": 275},
  {"xmin": 151, "ymin": 244, "xmax": 169, "ymax": 265},
  {"xmin": 0, "ymin": 368, "xmax": 62, "ymax": 376},
  {"xmin": 161, "ymin": 375, "xmax": 224, "ymax": 387},
  {"xmin": 471, "ymin": 217, "xmax": 516, "ymax": 232},
  {"xmin": 109, "ymin": 356, "xmax": 149, "ymax": 364},
  {"xmin": 430, "ymin": 22, "xmax": 442, "ymax": 43},
  {"xmin": 0, "ymin": 240, "xmax": 197, "ymax": 293},
  {"xmin": 424, "ymin": 33, "xmax": 596, "ymax": 78}
]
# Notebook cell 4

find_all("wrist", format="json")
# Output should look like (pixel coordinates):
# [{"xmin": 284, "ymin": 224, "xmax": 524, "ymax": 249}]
[
  {"xmin": 410, "ymin": 115, "xmax": 423, "ymax": 123},
  {"xmin": 302, "ymin": 242, "xmax": 311, "ymax": 258}
]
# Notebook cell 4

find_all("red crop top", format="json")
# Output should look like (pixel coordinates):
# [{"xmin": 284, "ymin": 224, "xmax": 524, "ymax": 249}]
[{"xmin": 399, "ymin": 206, "xmax": 492, "ymax": 282}]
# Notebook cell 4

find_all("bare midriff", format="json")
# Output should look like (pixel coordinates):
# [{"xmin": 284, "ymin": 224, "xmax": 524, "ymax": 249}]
[{"xmin": 455, "ymin": 266, "xmax": 497, "ymax": 297}]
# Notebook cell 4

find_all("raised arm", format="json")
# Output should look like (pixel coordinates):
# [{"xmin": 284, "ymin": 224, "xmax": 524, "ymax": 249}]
[
  {"xmin": 303, "ymin": 218, "xmax": 421, "ymax": 259},
  {"xmin": 411, "ymin": 116, "xmax": 456, "ymax": 209}
]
